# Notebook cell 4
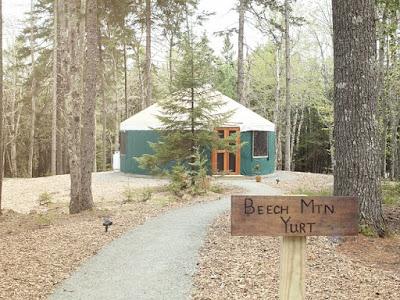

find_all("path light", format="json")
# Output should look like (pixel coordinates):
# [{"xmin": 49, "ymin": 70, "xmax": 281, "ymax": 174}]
[{"xmin": 103, "ymin": 218, "xmax": 113, "ymax": 232}]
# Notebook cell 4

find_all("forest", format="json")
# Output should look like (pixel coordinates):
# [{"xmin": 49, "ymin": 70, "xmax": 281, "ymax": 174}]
[
  {"xmin": 0, "ymin": 1, "xmax": 400, "ymax": 298},
  {"xmin": 0, "ymin": 0, "xmax": 398, "ymax": 221},
  {"xmin": 0, "ymin": 0, "xmax": 395, "ymax": 180}
]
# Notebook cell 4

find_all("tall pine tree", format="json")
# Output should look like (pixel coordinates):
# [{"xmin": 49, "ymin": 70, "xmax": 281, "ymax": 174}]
[{"xmin": 138, "ymin": 30, "xmax": 233, "ymax": 188}]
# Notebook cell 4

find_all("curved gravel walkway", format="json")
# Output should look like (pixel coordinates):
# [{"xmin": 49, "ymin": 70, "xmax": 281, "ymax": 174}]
[{"xmin": 49, "ymin": 179, "xmax": 283, "ymax": 300}]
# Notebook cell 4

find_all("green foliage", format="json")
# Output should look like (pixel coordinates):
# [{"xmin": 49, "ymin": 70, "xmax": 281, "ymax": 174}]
[
  {"xmin": 122, "ymin": 186, "xmax": 153, "ymax": 203},
  {"xmin": 359, "ymin": 224, "xmax": 376, "ymax": 237},
  {"xmin": 167, "ymin": 150, "xmax": 210, "ymax": 196},
  {"xmin": 137, "ymin": 29, "xmax": 235, "ymax": 188},
  {"xmin": 209, "ymin": 184, "xmax": 223, "ymax": 194},
  {"xmin": 122, "ymin": 186, "xmax": 136, "ymax": 203},
  {"xmin": 38, "ymin": 192, "xmax": 53, "ymax": 206},
  {"xmin": 140, "ymin": 188, "xmax": 153, "ymax": 202},
  {"xmin": 293, "ymin": 188, "xmax": 332, "ymax": 197},
  {"xmin": 35, "ymin": 214, "xmax": 53, "ymax": 226},
  {"xmin": 168, "ymin": 163, "xmax": 190, "ymax": 196},
  {"xmin": 213, "ymin": 34, "xmax": 237, "ymax": 100},
  {"xmin": 382, "ymin": 181, "xmax": 400, "ymax": 205}
]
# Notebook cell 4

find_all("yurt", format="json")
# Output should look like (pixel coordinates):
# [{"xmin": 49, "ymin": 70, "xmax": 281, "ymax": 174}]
[{"xmin": 119, "ymin": 90, "xmax": 275, "ymax": 176}]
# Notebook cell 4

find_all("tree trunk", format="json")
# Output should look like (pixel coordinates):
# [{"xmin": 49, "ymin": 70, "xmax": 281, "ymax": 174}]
[
  {"xmin": 169, "ymin": 34, "xmax": 174, "ymax": 90},
  {"xmin": 390, "ymin": 112, "xmax": 398, "ymax": 180},
  {"xmin": 78, "ymin": 0, "xmax": 98, "ymax": 212},
  {"xmin": 99, "ymin": 30, "xmax": 107, "ymax": 171},
  {"xmin": 0, "ymin": 0, "xmax": 3, "ymax": 214},
  {"xmin": 290, "ymin": 105, "xmax": 298, "ymax": 170},
  {"xmin": 237, "ymin": 0, "xmax": 245, "ymax": 104},
  {"xmin": 7, "ymin": 48, "xmax": 21, "ymax": 177},
  {"xmin": 135, "ymin": 44, "xmax": 145, "ymax": 111},
  {"xmin": 144, "ymin": 0, "xmax": 152, "ymax": 108},
  {"xmin": 28, "ymin": 0, "xmax": 37, "ymax": 178},
  {"xmin": 51, "ymin": 0, "xmax": 60, "ymax": 176},
  {"xmin": 123, "ymin": 39, "xmax": 128, "ymax": 119},
  {"xmin": 113, "ymin": 51, "xmax": 120, "ymax": 154},
  {"xmin": 332, "ymin": 0, "xmax": 385, "ymax": 236},
  {"xmin": 293, "ymin": 104, "xmax": 305, "ymax": 171},
  {"xmin": 284, "ymin": 0, "xmax": 291, "ymax": 171},
  {"xmin": 274, "ymin": 44, "xmax": 282, "ymax": 170},
  {"xmin": 56, "ymin": 0, "xmax": 67, "ymax": 175},
  {"xmin": 378, "ymin": 12, "xmax": 387, "ymax": 177},
  {"xmin": 66, "ymin": 0, "xmax": 82, "ymax": 214}
]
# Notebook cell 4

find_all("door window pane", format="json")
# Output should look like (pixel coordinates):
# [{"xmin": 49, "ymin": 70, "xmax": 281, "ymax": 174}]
[
  {"xmin": 229, "ymin": 153, "xmax": 236, "ymax": 172},
  {"xmin": 217, "ymin": 153, "xmax": 224, "ymax": 171}
]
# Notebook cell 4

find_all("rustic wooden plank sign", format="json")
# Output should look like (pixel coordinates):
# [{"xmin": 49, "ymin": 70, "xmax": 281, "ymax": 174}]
[
  {"xmin": 230, "ymin": 195, "xmax": 358, "ymax": 300},
  {"xmin": 231, "ymin": 195, "xmax": 358, "ymax": 236}
]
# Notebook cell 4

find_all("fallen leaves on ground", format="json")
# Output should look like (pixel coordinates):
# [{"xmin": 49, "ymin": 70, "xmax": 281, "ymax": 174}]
[{"xmin": 191, "ymin": 213, "xmax": 400, "ymax": 300}]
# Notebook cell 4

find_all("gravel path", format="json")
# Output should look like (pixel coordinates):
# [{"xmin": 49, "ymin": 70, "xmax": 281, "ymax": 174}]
[{"xmin": 49, "ymin": 179, "xmax": 283, "ymax": 300}]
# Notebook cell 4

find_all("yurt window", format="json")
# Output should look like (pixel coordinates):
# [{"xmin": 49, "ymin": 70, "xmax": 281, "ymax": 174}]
[{"xmin": 253, "ymin": 131, "xmax": 268, "ymax": 157}]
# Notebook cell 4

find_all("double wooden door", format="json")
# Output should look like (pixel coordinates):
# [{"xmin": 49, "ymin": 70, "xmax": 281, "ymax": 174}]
[{"xmin": 211, "ymin": 127, "xmax": 240, "ymax": 175}]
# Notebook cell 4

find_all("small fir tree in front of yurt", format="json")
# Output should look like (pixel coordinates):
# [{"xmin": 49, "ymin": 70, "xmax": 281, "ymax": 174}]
[{"xmin": 138, "ymin": 19, "xmax": 234, "ymax": 195}]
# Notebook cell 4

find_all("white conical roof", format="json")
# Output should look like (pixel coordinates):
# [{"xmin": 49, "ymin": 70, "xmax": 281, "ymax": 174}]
[{"xmin": 120, "ymin": 90, "xmax": 275, "ymax": 132}]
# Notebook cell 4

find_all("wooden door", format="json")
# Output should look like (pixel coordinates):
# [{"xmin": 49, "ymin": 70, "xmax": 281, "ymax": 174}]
[{"xmin": 211, "ymin": 127, "xmax": 240, "ymax": 175}]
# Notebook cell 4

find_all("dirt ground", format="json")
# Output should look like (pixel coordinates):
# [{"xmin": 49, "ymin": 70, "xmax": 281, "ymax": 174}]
[
  {"xmin": 191, "ymin": 213, "xmax": 400, "ymax": 300},
  {"xmin": 0, "ymin": 173, "xmax": 237, "ymax": 300},
  {"xmin": 1, "ymin": 171, "xmax": 170, "ymax": 213},
  {"xmin": 192, "ymin": 172, "xmax": 400, "ymax": 300}
]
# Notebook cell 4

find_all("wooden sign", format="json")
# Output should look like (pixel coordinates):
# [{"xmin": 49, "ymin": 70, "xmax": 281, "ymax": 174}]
[{"xmin": 231, "ymin": 195, "xmax": 358, "ymax": 236}]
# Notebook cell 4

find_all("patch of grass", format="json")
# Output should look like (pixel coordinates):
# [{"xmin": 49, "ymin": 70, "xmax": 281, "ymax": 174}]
[
  {"xmin": 34, "ymin": 214, "xmax": 53, "ymax": 226},
  {"xmin": 209, "ymin": 184, "xmax": 223, "ymax": 194},
  {"xmin": 382, "ymin": 181, "xmax": 400, "ymax": 205},
  {"xmin": 122, "ymin": 186, "xmax": 136, "ymax": 203},
  {"xmin": 138, "ymin": 188, "xmax": 152, "ymax": 202},
  {"xmin": 152, "ymin": 194, "xmax": 176, "ymax": 207},
  {"xmin": 38, "ymin": 192, "xmax": 53, "ymax": 206},
  {"xmin": 292, "ymin": 188, "xmax": 332, "ymax": 197},
  {"xmin": 359, "ymin": 224, "xmax": 376, "ymax": 237},
  {"xmin": 122, "ymin": 186, "xmax": 160, "ymax": 204}
]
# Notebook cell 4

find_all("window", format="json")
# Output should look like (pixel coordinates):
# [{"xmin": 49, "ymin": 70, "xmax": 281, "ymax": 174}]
[
  {"xmin": 120, "ymin": 132, "xmax": 126, "ymax": 155},
  {"xmin": 253, "ymin": 131, "xmax": 268, "ymax": 157}
]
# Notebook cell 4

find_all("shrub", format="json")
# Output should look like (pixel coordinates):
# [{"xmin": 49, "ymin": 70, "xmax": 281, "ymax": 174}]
[
  {"xmin": 38, "ymin": 192, "xmax": 53, "ymax": 206},
  {"xmin": 122, "ymin": 186, "xmax": 136, "ymax": 203},
  {"xmin": 168, "ymin": 163, "xmax": 190, "ymax": 196}
]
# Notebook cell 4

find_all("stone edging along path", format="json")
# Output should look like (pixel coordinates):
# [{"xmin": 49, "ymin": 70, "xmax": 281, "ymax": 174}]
[{"xmin": 49, "ymin": 179, "xmax": 282, "ymax": 300}]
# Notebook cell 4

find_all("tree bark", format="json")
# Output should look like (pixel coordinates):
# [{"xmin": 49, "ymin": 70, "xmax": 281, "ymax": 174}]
[
  {"xmin": 99, "ymin": 29, "xmax": 107, "ymax": 171},
  {"xmin": 237, "ymin": 0, "xmax": 245, "ymax": 104},
  {"xmin": 274, "ymin": 44, "xmax": 282, "ymax": 170},
  {"xmin": 57, "ymin": 0, "xmax": 67, "ymax": 175},
  {"xmin": 78, "ymin": 0, "xmax": 98, "ymax": 212},
  {"xmin": 284, "ymin": 0, "xmax": 291, "ymax": 171},
  {"xmin": 28, "ymin": 0, "xmax": 37, "ymax": 178},
  {"xmin": 113, "ymin": 53, "xmax": 120, "ymax": 155},
  {"xmin": 7, "ymin": 47, "xmax": 21, "ymax": 177},
  {"xmin": 290, "ymin": 105, "xmax": 298, "ymax": 169},
  {"xmin": 0, "ymin": 0, "xmax": 3, "ymax": 214},
  {"xmin": 66, "ymin": 0, "xmax": 83, "ymax": 214},
  {"xmin": 51, "ymin": 0, "xmax": 60, "ymax": 176},
  {"xmin": 123, "ymin": 39, "xmax": 128, "ymax": 119},
  {"xmin": 332, "ymin": 0, "xmax": 385, "ymax": 236},
  {"xmin": 390, "ymin": 112, "xmax": 398, "ymax": 180},
  {"xmin": 144, "ymin": 0, "xmax": 152, "ymax": 109}
]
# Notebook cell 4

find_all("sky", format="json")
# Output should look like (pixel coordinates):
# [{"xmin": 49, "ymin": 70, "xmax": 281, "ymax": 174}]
[
  {"xmin": 3, "ymin": 0, "xmax": 265, "ymax": 54},
  {"xmin": 2, "ymin": 0, "xmax": 331, "ymax": 59},
  {"xmin": 4, "ymin": 0, "xmax": 30, "ymax": 46}
]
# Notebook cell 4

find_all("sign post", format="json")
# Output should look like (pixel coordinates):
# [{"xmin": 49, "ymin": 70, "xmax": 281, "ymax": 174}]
[{"xmin": 231, "ymin": 195, "xmax": 358, "ymax": 300}]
